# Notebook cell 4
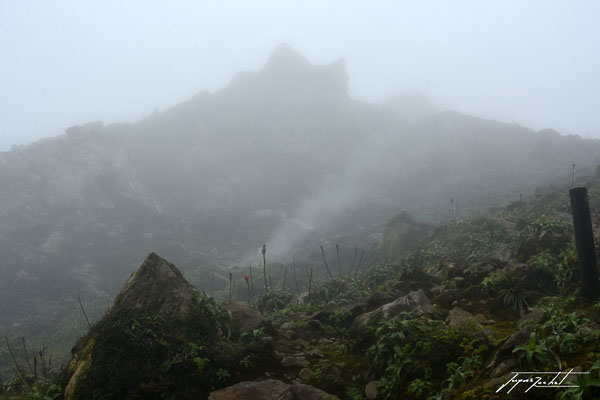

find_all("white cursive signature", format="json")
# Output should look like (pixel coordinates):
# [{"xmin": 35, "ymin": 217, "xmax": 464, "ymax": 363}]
[{"xmin": 496, "ymin": 369, "xmax": 590, "ymax": 393}]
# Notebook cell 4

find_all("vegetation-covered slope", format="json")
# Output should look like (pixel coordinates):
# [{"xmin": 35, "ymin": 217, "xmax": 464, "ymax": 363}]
[{"xmin": 4, "ymin": 169, "xmax": 600, "ymax": 399}]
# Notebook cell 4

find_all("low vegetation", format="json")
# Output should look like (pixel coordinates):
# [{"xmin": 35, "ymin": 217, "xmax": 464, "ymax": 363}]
[{"xmin": 5, "ymin": 176, "xmax": 600, "ymax": 399}]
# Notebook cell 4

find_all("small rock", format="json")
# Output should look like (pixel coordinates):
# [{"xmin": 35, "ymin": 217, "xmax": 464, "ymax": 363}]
[
  {"xmin": 245, "ymin": 336, "xmax": 274, "ymax": 354},
  {"xmin": 208, "ymin": 379, "xmax": 289, "ymax": 400},
  {"xmin": 578, "ymin": 322, "xmax": 598, "ymax": 337},
  {"xmin": 474, "ymin": 314, "xmax": 492, "ymax": 325},
  {"xmin": 486, "ymin": 372, "xmax": 517, "ymax": 389},
  {"xmin": 223, "ymin": 302, "xmax": 266, "ymax": 335},
  {"xmin": 451, "ymin": 300, "xmax": 458, "ymax": 307},
  {"xmin": 307, "ymin": 348, "xmax": 325, "ymax": 358},
  {"xmin": 280, "ymin": 322, "xmax": 295, "ymax": 330},
  {"xmin": 365, "ymin": 381, "xmax": 380, "ymax": 400},
  {"xmin": 299, "ymin": 368, "xmax": 314, "ymax": 381},
  {"xmin": 279, "ymin": 329, "xmax": 295, "ymax": 340},
  {"xmin": 517, "ymin": 308, "xmax": 544, "ymax": 326},
  {"xmin": 500, "ymin": 325, "xmax": 534, "ymax": 352},
  {"xmin": 308, "ymin": 310, "xmax": 332, "ymax": 321},
  {"xmin": 323, "ymin": 365, "xmax": 341, "ymax": 381},
  {"xmin": 208, "ymin": 379, "xmax": 339, "ymax": 400},
  {"xmin": 351, "ymin": 290, "xmax": 435, "ymax": 335},
  {"xmin": 290, "ymin": 382, "xmax": 340, "ymax": 399},
  {"xmin": 447, "ymin": 307, "xmax": 481, "ymax": 329},
  {"xmin": 306, "ymin": 320, "xmax": 324, "ymax": 331},
  {"xmin": 334, "ymin": 362, "xmax": 347, "ymax": 369},
  {"xmin": 491, "ymin": 359, "xmax": 517, "ymax": 378},
  {"xmin": 281, "ymin": 355, "xmax": 310, "ymax": 368},
  {"xmin": 472, "ymin": 328, "xmax": 497, "ymax": 341}
]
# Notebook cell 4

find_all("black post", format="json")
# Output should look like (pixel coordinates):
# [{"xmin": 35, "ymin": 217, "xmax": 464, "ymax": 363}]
[
  {"xmin": 262, "ymin": 244, "xmax": 268, "ymax": 291},
  {"xmin": 569, "ymin": 187, "xmax": 600, "ymax": 300},
  {"xmin": 336, "ymin": 244, "xmax": 342, "ymax": 278},
  {"xmin": 308, "ymin": 268, "xmax": 313, "ymax": 304}
]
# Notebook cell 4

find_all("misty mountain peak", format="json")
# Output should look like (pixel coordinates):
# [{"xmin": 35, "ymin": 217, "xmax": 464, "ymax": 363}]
[
  {"xmin": 222, "ymin": 44, "xmax": 349, "ymax": 109},
  {"xmin": 264, "ymin": 43, "xmax": 311, "ymax": 71}
]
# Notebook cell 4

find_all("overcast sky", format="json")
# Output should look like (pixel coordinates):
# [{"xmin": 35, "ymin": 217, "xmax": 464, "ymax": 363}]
[{"xmin": 1, "ymin": 0, "xmax": 599, "ymax": 150}]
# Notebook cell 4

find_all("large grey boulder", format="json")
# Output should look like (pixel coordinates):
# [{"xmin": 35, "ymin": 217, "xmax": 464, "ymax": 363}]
[
  {"xmin": 64, "ymin": 253, "xmax": 230, "ymax": 400},
  {"xmin": 223, "ymin": 301, "xmax": 266, "ymax": 334}
]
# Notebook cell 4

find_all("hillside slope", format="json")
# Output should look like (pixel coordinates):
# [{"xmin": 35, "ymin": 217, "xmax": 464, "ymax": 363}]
[{"xmin": 1, "ymin": 45, "xmax": 600, "ymax": 379}]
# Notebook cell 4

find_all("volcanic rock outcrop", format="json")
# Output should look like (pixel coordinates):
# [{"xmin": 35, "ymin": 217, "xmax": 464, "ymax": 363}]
[{"xmin": 63, "ymin": 253, "xmax": 235, "ymax": 400}]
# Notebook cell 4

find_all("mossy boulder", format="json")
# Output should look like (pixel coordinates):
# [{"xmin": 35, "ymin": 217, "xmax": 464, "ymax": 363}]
[
  {"xmin": 223, "ymin": 301, "xmax": 267, "ymax": 336},
  {"xmin": 382, "ymin": 211, "xmax": 431, "ymax": 262},
  {"xmin": 63, "ymin": 253, "xmax": 236, "ymax": 400}
]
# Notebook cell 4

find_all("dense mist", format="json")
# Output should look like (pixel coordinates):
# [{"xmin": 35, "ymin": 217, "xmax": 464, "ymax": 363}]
[
  {"xmin": 2, "ymin": 3, "xmax": 600, "ymax": 397},
  {"xmin": 1, "ymin": 45, "xmax": 599, "ymax": 340},
  {"xmin": 2, "ymin": 1, "xmax": 600, "ymax": 151}
]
